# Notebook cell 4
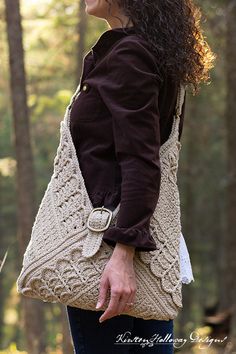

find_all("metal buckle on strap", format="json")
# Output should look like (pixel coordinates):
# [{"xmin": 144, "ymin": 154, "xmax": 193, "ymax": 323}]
[{"xmin": 87, "ymin": 206, "xmax": 113, "ymax": 232}]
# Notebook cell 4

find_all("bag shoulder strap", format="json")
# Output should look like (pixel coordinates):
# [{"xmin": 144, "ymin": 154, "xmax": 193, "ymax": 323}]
[{"xmin": 175, "ymin": 83, "xmax": 186, "ymax": 117}]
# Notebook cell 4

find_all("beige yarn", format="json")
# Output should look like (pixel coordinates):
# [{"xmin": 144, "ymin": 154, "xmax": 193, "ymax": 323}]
[{"xmin": 16, "ymin": 82, "xmax": 186, "ymax": 320}]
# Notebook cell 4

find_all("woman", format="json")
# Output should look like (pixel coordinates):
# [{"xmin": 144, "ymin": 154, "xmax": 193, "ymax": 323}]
[{"xmin": 66, "ymin": 0, "xmax": 215, "ymax": 353}]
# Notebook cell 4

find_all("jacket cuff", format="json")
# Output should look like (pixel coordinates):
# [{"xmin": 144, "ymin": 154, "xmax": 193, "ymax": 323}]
[{"xmin": 102, "ymin": 226, "xmax": 157, "ymax": 252}]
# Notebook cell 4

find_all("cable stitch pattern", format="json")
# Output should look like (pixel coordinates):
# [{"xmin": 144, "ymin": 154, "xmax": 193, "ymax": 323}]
[{"xmin": 16, "ymin": 83, "xmax": 186, "ymax": 320}]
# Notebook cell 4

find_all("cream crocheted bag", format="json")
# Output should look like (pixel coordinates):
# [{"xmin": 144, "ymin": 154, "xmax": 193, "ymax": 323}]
[{"xmin": 16, "ymin": 82, "xmax": 186, "ymax": 321}]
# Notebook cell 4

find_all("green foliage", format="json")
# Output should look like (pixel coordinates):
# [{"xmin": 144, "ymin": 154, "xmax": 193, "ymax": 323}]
[
  {"xmin": 0, "ymin": 0, "xmax": 229, "ymax": 352},
  {"xmin": 0, "ymin": 0, "xmax": 109, "ymax": 350}
]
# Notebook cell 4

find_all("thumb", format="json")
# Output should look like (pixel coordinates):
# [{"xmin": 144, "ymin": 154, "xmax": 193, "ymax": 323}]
[{"xmin": 96, "ymin": 276, "xmax": 109, "ymax": 309}]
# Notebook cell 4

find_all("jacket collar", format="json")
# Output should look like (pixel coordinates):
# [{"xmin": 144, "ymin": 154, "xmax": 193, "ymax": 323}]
[{"xmin": 91, "ymin": 26, "xmax": 136, "ymax": 61}]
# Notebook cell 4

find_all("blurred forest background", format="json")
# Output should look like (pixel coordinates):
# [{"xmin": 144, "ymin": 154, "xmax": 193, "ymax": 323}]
[{"xmin": 0, "ymin": 0, "xmax": 236, "ymax": 353}]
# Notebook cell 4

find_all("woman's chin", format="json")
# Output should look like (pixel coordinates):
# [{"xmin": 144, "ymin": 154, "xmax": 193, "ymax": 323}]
[
  {"xmin": 85, "ymin": 0, "xmax": 107, "ymax": 17},
  {"xmin": 85, "ymin": 6, "xmax": 98, "ymax": 16},
  {"xmin": 85, "ymin": 1, "xmax": 98, "ymax": 14}
]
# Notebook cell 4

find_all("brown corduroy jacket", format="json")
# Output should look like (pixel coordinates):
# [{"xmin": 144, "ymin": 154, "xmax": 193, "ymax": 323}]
[{"xmin": 69, "ymin": 26, "xmax": 186, "ymax": 252}]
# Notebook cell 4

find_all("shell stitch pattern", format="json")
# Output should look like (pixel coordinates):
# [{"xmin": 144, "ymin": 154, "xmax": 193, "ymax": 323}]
[{"xmin": 16, "ymin": 83, "xmax": 186, "ymax": 320}]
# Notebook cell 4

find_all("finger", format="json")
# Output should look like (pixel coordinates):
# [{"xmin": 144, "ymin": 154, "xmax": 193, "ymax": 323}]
[
  {"xmin": 122, "ymin": 285, "xmax": 136, "ymax": 314},
  {"xmin": 122, "ymin": 292, "xmax": 136, "ymax": 314},
  {"xmin": 96, "ymin": 276, "xmax": 109, "ymax": 309},
  {"xmin": 99, "ymin": 290, "xmax": 121, "ymax": 323},
  {"xmin": 116, "ymin": 290, "xmax": 131, "ymax": 315}
]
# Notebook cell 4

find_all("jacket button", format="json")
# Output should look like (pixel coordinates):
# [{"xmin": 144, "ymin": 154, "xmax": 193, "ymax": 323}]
[{"xmin": 81, "ymin": 83, "xmax": 89, "ymax": 92}]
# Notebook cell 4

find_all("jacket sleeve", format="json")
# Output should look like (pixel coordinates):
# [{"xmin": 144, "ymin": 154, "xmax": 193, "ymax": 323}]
[{"xmin": 98, "ymin": 37, "xmax": 162, "ymax": 252}]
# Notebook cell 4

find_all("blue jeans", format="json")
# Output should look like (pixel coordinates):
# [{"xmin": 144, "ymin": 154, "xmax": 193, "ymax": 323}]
[{"xmin": 66, "ymin": 305, "xmax": 174, "ymax": 354}]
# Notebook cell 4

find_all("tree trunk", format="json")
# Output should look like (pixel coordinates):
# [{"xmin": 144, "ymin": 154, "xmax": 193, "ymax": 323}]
[
  {"xmin": 224, "ymin": 0, "xmax": 236, "ymax": 347},
  {"xmin": 76, "ymin": 0, "xmax": 88, "ymax": 85},
  {"xmin": 4, "ymin": 0, "xmax": 46, "ymax": 353}
]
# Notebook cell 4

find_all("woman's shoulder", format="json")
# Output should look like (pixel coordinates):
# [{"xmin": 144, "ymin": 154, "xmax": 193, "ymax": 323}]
[
  {"xmin": 106, "ymin": 33, "xmax": 162, "ymax": 80},
  {"xmin": 108, "ymin": 33, "xmax": 156, "ymax": 59}
]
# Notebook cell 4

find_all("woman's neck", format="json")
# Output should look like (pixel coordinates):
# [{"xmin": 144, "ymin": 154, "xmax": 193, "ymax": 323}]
[{"xmin": 107, "ymin": 13, "xmax": 133, "ymax": 30}]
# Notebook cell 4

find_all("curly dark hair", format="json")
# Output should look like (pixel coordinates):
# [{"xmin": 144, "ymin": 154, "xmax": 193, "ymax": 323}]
[{"xmin": 105, "ymin": 0, "xmax": 216, "ymax": 95}]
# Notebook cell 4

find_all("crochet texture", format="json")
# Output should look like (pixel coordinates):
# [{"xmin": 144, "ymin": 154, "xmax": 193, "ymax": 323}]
[{"xmin": 16, "ymin": 83, "xmax": 186, "ymax": 320}]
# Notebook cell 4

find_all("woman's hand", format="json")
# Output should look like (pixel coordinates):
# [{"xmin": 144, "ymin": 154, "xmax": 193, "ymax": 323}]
[{"xmin": 96, "ymin": 243, "xmax": 137, "ymax": 323}]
